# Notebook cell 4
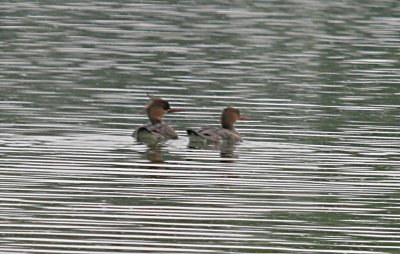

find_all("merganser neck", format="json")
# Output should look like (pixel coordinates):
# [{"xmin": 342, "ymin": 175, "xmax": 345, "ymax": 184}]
[
  {"xmin": 221, "ymin": 121, "xmax": 235, "ymax": 130},
  {"xmin": 147, "ymin": 106, "xmax": 165, "ymax": 125},
  {"xmin": 150, "ymin": 119, "xmax": 162, "ymax": 125}
]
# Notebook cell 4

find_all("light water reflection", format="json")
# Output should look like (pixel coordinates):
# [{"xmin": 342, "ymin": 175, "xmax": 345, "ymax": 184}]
[{"xmin": 1, "ymin": 0, "xmax": 400, "ymax": 253}]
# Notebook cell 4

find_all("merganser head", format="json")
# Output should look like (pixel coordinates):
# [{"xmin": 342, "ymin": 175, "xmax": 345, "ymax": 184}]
[
  {"xmin": 146, "ymin": 94, "xmax": 180, "ymax": 124},
  {"xmin": 220, "ymin": 107, "xmax": 249, "ymax": 130}
]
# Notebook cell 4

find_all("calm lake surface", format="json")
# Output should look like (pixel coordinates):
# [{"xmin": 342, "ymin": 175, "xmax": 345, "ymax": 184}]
[{"xmin": 1, "ymin": 0, "xmax": 400, "ymax": 253}]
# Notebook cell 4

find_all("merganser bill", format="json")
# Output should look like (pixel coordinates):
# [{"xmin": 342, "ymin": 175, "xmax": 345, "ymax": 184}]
[
  {"xmin": 132, "ymin": 94, "xmax": 181, "ymax": 142},
  {"xmin": 187, "ymin": 107, "xmax": 248, "ymax": 144}
]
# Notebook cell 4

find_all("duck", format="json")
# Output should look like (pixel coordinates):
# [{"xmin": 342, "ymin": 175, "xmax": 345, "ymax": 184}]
[
  {"xmin": 132, "ymin": 94, "xmax": 181, "ymax": 143},
  {"xmin": 187, "ymin": 107, "xmax": 248, "ymax": 144}
]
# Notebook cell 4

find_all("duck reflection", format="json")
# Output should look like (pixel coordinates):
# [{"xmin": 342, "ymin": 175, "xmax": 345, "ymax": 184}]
[
  {"xmin": 188, "ymin": 139, "xmax": 238, "ymax": 162},
  {"xmin": 219, "ymin": 141, "xmax": 238, "ymax": 160},
  {"xmin": 144, "ymin": 144, "xmax": 164, "ymax": 163}
]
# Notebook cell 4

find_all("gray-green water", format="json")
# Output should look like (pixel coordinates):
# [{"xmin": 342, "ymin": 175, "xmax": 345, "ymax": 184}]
[{"xmin": 1, "ymin": 1, "xmax": 400, "ymax": 253}]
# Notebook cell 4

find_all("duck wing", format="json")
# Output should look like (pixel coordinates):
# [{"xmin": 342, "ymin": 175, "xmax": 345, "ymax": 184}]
[
  {"xmin": 187, "ymin": 127, "xmax": 219, "ymax": 143},
  {"xmin": 187, "ymin": 127, "xmax": 242, "ymax": 143}
]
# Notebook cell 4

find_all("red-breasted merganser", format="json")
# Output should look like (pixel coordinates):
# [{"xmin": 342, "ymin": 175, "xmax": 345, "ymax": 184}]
[
  {"xmin": 133, "ymin": 94, "xmax": 181, "ymax": 142},
  {"xmin": 187, "ymin": 107, "xmax": 248, "ymax": 144}
]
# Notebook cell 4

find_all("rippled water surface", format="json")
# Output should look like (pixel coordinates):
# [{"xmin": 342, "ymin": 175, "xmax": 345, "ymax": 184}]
[{"xmin": 1, "ymin": 0, "xmax": 400, "ymax": 253}]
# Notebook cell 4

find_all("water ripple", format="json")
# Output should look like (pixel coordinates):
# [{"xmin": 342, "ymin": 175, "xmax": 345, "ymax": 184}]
[{"xmin": 1, "ymin": 0, "xmax": 400, "ymax": 253}]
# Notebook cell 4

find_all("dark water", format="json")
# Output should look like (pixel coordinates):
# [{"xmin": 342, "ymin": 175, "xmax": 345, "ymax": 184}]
[{"xmin": 1, "ymin": 0, "xmax": 400, "ymax": 253}]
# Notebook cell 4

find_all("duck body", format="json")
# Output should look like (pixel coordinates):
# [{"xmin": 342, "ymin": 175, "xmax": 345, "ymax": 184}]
[
  {"xmin": 187, "ymin": 127, "xmax": 242, "ymax": 143},
  {"xmin": 133, "ymin": 94, "xmax": 180, "ymax": 143},
  {"xmin": 187, "ymin": 107, "xmax": 247, "ymax": 146},
  {"xmin": 134, "ymin": 123, "xmax": 178, "ymax": 143}
]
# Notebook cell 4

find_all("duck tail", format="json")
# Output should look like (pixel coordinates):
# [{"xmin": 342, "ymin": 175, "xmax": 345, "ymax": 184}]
[
  {"xmin": 186, "ymin": 129, "xmax": 200, "ymax": 137},
  {"xmin": 187, "ymin": 129, "xmax": 207, "ymax": 145}
]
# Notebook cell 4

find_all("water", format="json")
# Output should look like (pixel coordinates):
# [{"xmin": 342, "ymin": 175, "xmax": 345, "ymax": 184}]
[{"xmin": 1, "ymin": 0, "xmax": 400, "ymax": 253}]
